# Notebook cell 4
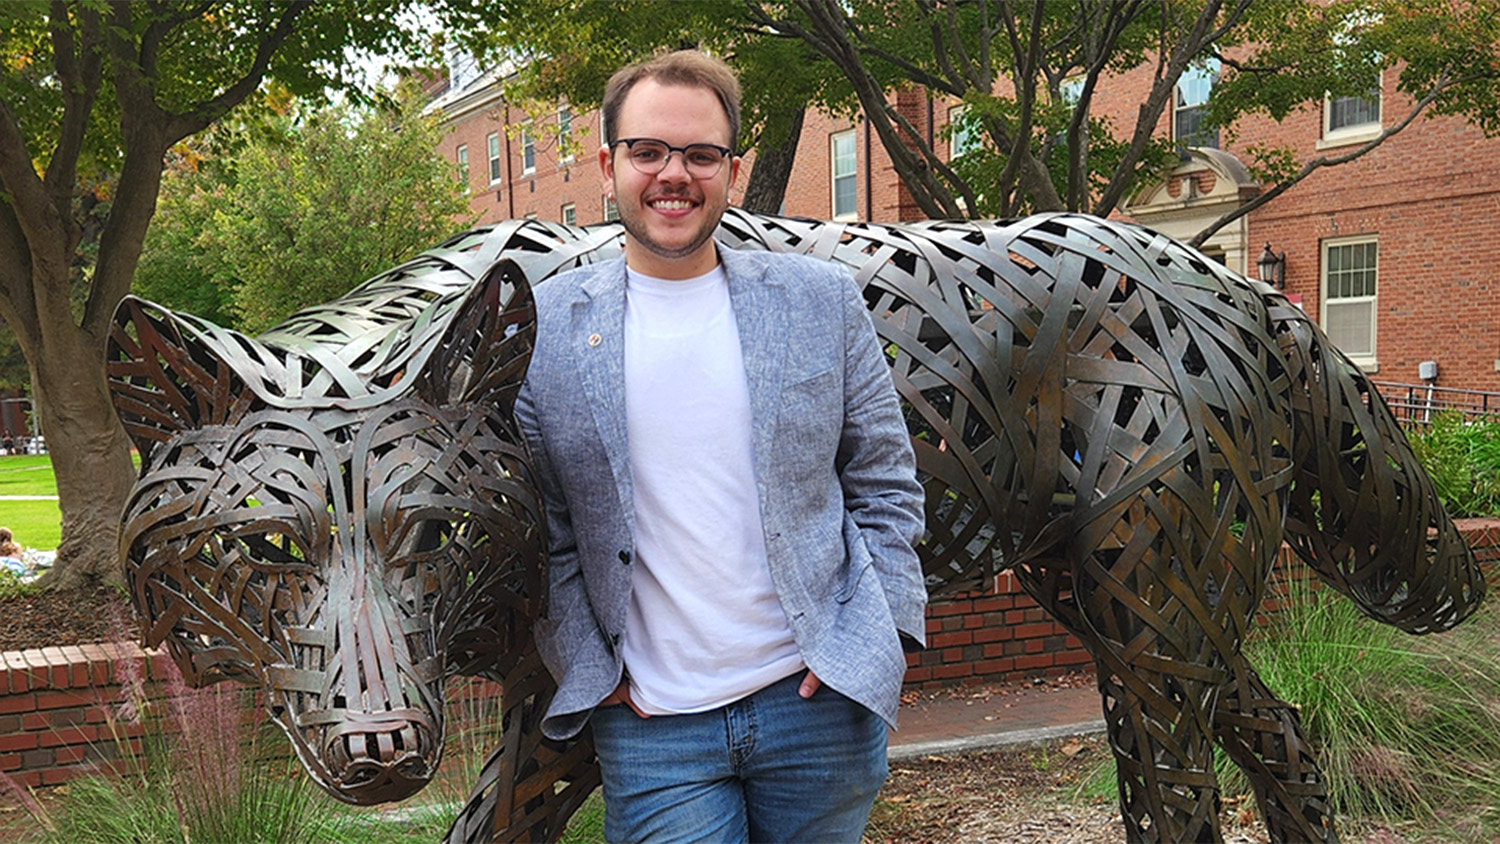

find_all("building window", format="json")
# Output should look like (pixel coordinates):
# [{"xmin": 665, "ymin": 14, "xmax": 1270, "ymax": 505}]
[
  {"xmin": 524, "ymin": 211, "xmax": 538, "ymax": 221},
  {"xmin": 455, "ymin": 144, "xmax": 469, "ymax": 191},
  {"xmin": 1324, "ymin": 83, "xmax": 1381, "ymax": 140},
  {"xmin": 561, "ymin": 203, "xmax": 576, "ymax": 226},
  {"xmin": 558, "ymin": 106, "xmax": 574, "ymax": 164},
  {"xmin": 831, "ymin": 129, "xmax": 856, "ymax": 221},
  {"xmin": 1058, "ymin": 77, "xmax": 1084, "ymax": 107},
  {"xmin": 486, "ymin": 133, "xmax": 501, "ymax": 185},
  {"xmin": 948, "ymin": 105, "xmax": 978, "ymax": 159},
  {"xmin": 604, "ymin": 195, "xmax": 619, "ymax": 222},
  {"xmin": 522, "ymin": 124, "xmax": 536, "ymax": 175},
  {"xmin": 1174, "ymin": 59, "xmax": 1219, "ymax": 150},
  {"xmin": 1322, "ymin": 236, "xmax": 1378, "ymax": 365}
]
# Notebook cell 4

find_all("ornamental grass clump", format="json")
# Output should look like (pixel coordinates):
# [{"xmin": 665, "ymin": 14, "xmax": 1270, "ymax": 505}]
[
  {"xmin": 32, "ymin": 601, "xmax": 377, "ymax": 844},
  {"xmin": 1229, "ymin": 571, "xmax": 1500, "ymax": 836}
]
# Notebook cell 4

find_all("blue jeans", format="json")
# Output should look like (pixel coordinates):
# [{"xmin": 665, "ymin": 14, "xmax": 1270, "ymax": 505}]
[{"xmin": 589, "ymin": 673, "xmax": 888, "ymax": 843}]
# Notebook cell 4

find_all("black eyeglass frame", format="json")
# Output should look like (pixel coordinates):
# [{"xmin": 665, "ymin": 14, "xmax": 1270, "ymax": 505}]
[{"xmin": 611, "ymin": 137, "xmax": 736, "ymax": 178}]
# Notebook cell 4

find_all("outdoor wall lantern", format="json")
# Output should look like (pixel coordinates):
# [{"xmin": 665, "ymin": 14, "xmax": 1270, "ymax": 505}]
[{"xmin": 1257, "ymin": 242, "xmax": 1286, "ymax": 288}]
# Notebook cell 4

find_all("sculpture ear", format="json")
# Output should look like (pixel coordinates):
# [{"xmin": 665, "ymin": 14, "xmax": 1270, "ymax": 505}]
[
  {"xmin": 414, "ymin": 258, "xmax": 535, "ymax": 412},
  {"xmin": 108, "ymin": 297, "xmax": 245, "ymax": 462}
]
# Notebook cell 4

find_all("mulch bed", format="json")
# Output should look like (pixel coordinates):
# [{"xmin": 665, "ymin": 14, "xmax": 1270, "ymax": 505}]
[{"xmin": 0, "ymin": 584, "xmax": 135, "ymax": 652}]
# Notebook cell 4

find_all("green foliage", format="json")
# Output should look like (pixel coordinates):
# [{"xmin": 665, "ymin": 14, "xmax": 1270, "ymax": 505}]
[
  {"xmin": 136, "ymin": 84, "xmax": 477, "ymax": 334},
  {"xmin": 1079, "ymin": 573, "xmax": 1500, "ymax": 835},
  {"xmin": 1406, "ymin": 410, "xmax": 1500, "ymax": 519},
  {"xmin": 37, "ymin": 675, "xmax": 377, "ymax": 844},
  {"xmin": 1245, "ymin": 575, "xmax": 1500, "ymax": 833}
]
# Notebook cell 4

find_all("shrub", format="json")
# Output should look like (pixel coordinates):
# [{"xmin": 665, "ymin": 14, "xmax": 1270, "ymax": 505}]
[
  {"xmin": 1406, "ymin": 410, "xmax": 1500, "ymax": 518},
  {"xmin": 1077, "ymin": 572, "xmax": 1500, "ymax": 838}
]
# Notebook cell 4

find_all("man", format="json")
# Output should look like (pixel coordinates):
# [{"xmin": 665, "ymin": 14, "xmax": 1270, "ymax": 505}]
[{"xmin": 514, "ymin": 50, "xmax": 926, "ymax": 843}]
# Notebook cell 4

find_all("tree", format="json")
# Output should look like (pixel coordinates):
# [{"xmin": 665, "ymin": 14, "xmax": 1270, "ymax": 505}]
[
  {"xmin": 0, "ymin": 1, "xmax": 490, "ymax": 587},
  {"xmin": 487, "ymin": 1, "xmax": 1500, "ymax": 238},
  {"xmin": 137, "ymin": 85, "xmax": 476, "ymax": 334}
]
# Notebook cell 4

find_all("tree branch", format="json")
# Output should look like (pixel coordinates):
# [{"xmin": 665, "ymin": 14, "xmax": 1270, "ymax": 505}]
[
  {"xmin": 167, "ymin": 1, "xmax": 310, "ymax": 140},
  {"xmin": 1092, "ymin": 0, "xmax": 1250, "ymax": 217},
  {"xmin": 44, "ymin": 2, "xmax": 103, "ymax": 202}
]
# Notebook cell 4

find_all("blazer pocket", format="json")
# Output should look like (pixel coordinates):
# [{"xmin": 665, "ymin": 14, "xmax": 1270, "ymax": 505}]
[{"xmin": 836, "ymin": 512, "xmax": 875, "ymax": 603}]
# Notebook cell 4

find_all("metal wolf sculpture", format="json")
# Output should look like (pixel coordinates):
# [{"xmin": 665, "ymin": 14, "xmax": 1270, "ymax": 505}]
[{"xmin": 109, "ymin": 211, "xmax": 1484, "ymax": 844}]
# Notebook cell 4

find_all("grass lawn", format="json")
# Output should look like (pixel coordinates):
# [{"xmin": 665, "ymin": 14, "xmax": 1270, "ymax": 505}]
[{"xmin": 0, "ymin": 454, "xmax": 61, "ymax": 551}]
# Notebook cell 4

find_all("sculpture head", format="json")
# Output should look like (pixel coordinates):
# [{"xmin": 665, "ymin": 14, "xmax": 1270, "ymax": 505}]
[{"xmin": 107, "ymin": 259, "xmax": 542, "ymax": 805}]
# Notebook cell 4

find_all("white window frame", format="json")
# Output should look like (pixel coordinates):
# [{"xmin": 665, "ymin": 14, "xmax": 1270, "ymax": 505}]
[
  {"xmin": 1173, "ymin": 59, "xmax": 1218, "ymax": 149},
  {"xmin": 558, "ymin": 106, "xmax": 574, "ymax": 164},
  {"xmin": 522, "ymin": 123, "xmax": 536, "ymax": 175},
  {"xmin": 561, "ymin": 203, "xmax": 576, "ymax": 226},
  {"xmin": 830, "ymin": 129, "xmax": 857, "ymax": 221},
  {"xmin": 948, "ymin": 105, "xmax": 978, "ymax": 159},
  {"xmin": 1321, "ymin": 235, "xmax": 1379, "ymax": 370},
  {"xmin": 455, "ymin": 144, "xmax": 469, "ymax": 191},
  {"xmin": 1320, "ymin": 10, "xmax": 1384, "ymax": 149},
  {"xmin": 486, "ymin": 133, "xmax": 502, "ymax": 185},
  {"xmin": 603, "ymin": 194, "xmax": 619, "ymax": 222},
  {"xmin": 1320, "ymin": 72, "xmax": 1383, "ymax": 148}
]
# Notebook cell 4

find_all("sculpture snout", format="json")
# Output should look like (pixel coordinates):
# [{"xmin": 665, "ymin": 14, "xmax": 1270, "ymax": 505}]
[{"xmin": 322, "ymin": 709, "xmax": 439, "ymax": 803}]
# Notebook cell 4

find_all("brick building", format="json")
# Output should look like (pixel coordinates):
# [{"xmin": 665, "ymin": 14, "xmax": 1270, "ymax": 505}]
[{"xmin": 432, "ymin": 56, "xmax": 1500, "ymax": 393}]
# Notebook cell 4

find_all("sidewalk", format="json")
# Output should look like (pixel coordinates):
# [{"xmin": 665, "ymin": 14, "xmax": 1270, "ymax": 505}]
[{"xmin": 887, "ymin": 675, "xmax": 1106, "ymax": 761}]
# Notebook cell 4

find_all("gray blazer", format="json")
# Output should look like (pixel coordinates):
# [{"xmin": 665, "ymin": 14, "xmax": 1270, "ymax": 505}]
[{"xmin": 514, "ymin": 245, "xmax": 926, "ymax": 741}]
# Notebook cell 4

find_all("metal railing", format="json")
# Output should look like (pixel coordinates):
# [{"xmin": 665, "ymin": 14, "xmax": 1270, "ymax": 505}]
[{"xmin": 1372, "ymin": 381, "xmax": 1500, "ymax": 427}]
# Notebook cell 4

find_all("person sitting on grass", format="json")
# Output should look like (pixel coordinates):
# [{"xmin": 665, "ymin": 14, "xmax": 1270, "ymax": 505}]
[{"xmin": 0, "ymin": 528, "xmax": 26, "ymax": 578}]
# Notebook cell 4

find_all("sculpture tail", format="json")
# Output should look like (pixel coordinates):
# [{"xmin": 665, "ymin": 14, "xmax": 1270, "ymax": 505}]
[{"xmin": 1273, "ymin": 298, "xmax": 1485, "ymax": 634}]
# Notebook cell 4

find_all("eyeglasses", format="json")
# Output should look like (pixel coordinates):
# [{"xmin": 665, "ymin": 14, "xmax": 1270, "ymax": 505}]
[{"xmin": 612, "ymin": 138, "xmax": 734, "ymax": 179}]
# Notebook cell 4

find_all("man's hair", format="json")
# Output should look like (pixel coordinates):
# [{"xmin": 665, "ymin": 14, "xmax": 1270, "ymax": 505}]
[{"xmin": 602, "ymin": 50, "xmax": 741, "ymax": 150}]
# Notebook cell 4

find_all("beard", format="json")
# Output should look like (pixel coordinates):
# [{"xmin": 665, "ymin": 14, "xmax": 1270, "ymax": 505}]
[{"xmin": 615, "ymin": 184, "xmax": 729, "ymax": 265}]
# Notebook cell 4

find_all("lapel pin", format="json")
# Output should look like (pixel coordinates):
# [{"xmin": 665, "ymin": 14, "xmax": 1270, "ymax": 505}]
[{"xmin": 587, "ymin": 333, "xmax": 602, "ymax": 347}]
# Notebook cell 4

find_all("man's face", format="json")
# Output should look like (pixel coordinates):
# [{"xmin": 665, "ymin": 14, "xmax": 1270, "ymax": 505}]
[{"xmin": 600, "ymin": 78, "xmax": 740, "ymax": 280}]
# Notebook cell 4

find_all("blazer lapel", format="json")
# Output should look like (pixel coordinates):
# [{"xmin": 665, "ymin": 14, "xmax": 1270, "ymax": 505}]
[
  {"xmin": 722, "ymin": 248, "xmax": 791, "ymax": 482},
  {"xmin": 572, "ymin": 258, "xmax": 634, "ymax": 526}
]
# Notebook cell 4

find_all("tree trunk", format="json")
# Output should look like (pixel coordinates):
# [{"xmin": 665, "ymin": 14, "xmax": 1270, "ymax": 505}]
[
  {"xmin": 30, "ymin": 301, "xmax": 135, "ymax": 589},
  {"xmin": 741, "ymin": 108, "xmax": 805, "ymax": 215}
]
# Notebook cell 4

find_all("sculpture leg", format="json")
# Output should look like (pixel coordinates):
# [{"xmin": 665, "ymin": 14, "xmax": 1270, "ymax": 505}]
[
  {"xmin": 1015, "ymin": 554, "xmax": 1225, "ymax": 843},
  {"xmin": 443, "ymin": 647, "xmax": 601, "ymax": 844},
  {"xmin": 1212, "ymin": 656, "xmax": 1338, "ymax": 843},
  {"xmin": 1094, "ymin": 657, "xmax": 1223, "ymax": 843}
]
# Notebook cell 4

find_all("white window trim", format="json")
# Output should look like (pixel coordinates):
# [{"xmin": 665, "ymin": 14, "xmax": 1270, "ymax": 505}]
[
  {"xmin": 486, "ymin": 133, "xmax": 502, "ymax": 186},
  {"xmin": 603, "ymin": 194, "xmax": 619, "ymax": 222},
  {"xmin": 561, "ymin": 202, "xmax": 576, "ymax": 226},
  {"xmin": 1172, "ymin": 59, "xmax": 1218, "ymax": 148},
  {"xmin": 1320, "ymin": 234, "xmax": 1379, "ymax": 372},
  {"xmin": 830, "ymin": 129, "xmax": 857, "ymax": 222},
  {"xmin": 1318, "ymin": 69, "xmax": 1383, "ymax": 149},
  {"xmin": 455, "ymin": 144, "xmax": 470, "ymax": 192},
  {"xmin": 948, "ymin": 105, "xmax": 976, "ymax": 159},
  {"xmin": 522, "ymin": 123, "xmax": 536, "ymax": 176},
  {"xmin": 558, "ymin": 106, "xmax": 574, "ymax": 164}
]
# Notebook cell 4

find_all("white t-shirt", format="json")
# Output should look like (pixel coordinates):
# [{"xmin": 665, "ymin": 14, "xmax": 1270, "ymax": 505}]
[{"xmin": 620, "ymin": 264, "xmax": 804, "ymax": 714}]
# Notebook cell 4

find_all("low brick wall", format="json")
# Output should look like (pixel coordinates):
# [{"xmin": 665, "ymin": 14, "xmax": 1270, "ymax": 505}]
[
  {"xmin": 3, "ymin": 518, "xmax": 1497, "ymax": 786},
  {"xmin": 905, "ymin": 518, "xmax": 1500, "ymax": 689},
  {"xmin": 0, "ymin": 642, "xmax": 161, "ymax": 787}
]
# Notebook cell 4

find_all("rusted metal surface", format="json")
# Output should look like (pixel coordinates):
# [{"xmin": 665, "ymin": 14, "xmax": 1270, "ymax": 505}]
[{"xmin": 109, "ymin": 211, "xmax": 1483, "ymax": 844}]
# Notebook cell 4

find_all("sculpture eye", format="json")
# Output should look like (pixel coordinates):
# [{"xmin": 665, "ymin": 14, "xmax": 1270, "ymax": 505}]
[{"xmin": 214, "ymin": 529, "xmax": 316, "ymax": 572}]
